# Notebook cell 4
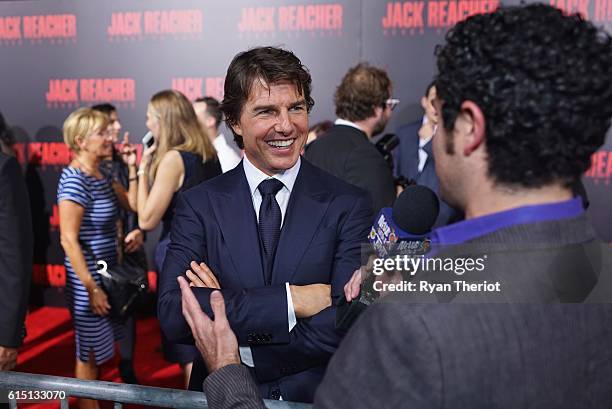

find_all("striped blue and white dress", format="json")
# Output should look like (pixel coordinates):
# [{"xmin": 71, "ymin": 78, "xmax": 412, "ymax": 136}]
[{"xmin": 57, "ymin": 167, "xmax": 122, "ymax": 365}]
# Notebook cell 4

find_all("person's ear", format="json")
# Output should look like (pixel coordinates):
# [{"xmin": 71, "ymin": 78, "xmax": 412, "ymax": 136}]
[
  {"xmin": 75, "ymin": 134, "xmax": 86, "ymax": 150},
  {"xmin": 206, "ymin": 116, "xmax": 216, "ymax": 130},
  {"xmin": 457, "ymin": 100, "xmax": 485, "ymax": 156},
  {"xmin": 230, "ymin": 121, "xmax": 243, "ymax": 137},
  {"xmin": 373, "ymin": 105, "xmax": 384, "ymax": 120},
  {"xmin": 421, "ymin": 96, "xmax": 428, "ymax": 111}
]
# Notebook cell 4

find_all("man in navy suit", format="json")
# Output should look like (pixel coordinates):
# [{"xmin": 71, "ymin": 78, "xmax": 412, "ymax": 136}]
[
  {"xmin": 158, "ymin": 46, "xmax": 372, "ymax": 402},
  {"xmin": 173, "ymin": 5, "xmax": 612, "ymax": 409},
  {"xmin": 394, "ymin": 82, "xmax": 460, "ymax": 227}
]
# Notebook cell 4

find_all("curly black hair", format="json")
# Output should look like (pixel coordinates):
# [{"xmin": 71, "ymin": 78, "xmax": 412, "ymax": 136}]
[
  {"xmin": 221, "ymin": 46, "xmax": 314, "ymax": 149},
  {"xmin": 434, "ymin": 4, "xmax": 612, "ymax": 188}
]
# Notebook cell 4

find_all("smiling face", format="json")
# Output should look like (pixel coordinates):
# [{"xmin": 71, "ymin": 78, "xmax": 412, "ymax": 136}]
[
  {"xmin": 232, "ymin": 80, "xmax": 308, "ymax": 175},
  {"xmin": 79, "ymin": 126, "xmax": 114, "ymax": 160},
  {"xmin": 108, "ymin": 110, "xmax": 121, "ymax": 143}
]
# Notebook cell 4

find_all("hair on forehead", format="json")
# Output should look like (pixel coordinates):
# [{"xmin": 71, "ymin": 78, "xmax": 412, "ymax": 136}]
[{"xmin": 221, "ymin": 46, "xmax": 314, "ymax": 149}]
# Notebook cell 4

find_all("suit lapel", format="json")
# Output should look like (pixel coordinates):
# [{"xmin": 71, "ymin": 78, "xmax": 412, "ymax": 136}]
[
  {"xmin": 272, "ymin": 161, "xmax": 331, "ymax": 284},
  {"xmin": 208, "ymin": 165, "xmax": 265, "ymax": 288}
]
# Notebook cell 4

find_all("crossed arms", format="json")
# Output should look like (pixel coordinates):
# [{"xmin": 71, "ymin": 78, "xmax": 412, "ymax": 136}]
[{"xmin": 158, "ymin": 190, "xmax": 371, "ymax": 379}]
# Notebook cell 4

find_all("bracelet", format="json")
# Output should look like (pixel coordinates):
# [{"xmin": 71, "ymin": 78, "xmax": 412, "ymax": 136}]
[
  {"xmin": 129, "ymin": 176, "xmax": 138, "ymax": 182},
  {"xmin": 137, "ymin": 169, "xmax": 146, "ymax": 176}
]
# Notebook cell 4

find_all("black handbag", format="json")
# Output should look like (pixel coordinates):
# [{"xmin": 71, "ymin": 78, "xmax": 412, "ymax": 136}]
[{"xmin": 99, "ymin": 250, "xmax": 148, "ymax": 320}]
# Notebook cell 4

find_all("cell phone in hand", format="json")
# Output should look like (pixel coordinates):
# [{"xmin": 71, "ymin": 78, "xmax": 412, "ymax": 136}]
[{"xmin": 142, "ymin": 131, "xmax": 154, "ymax": 148}]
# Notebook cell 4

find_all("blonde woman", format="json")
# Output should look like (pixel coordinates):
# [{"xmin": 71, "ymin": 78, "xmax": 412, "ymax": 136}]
[
  {"xmin": 136, "ymin": 90, "xmax": 221, "ymax": 385},
  {"xmin": 57, "ymin": 108, "xmax": 137, "ymax": 409}
]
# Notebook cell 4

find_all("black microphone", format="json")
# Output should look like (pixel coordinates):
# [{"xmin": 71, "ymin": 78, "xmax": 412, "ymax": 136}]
[
  {"xmin": 336, "ymin": 185, "xmax": 439, "ymax": 330},
  {"xmin": 374, "ymin": 133, "xmax": 399, "ymax": 170}
]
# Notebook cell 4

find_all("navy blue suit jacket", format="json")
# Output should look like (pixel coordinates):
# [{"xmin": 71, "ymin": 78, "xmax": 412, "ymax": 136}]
[
  {"xmin": 394, "ymin": 121, "xmax": 461, "ymax": 228},
  {"xmin": 158, "ymin": 158, "xmax": 372, "ymax": 402}
]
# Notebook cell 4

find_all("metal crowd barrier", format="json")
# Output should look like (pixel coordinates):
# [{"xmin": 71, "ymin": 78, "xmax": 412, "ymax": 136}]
[{"xmin": 0, "ymin": 371, "xmax": 313, "ymax": 409}]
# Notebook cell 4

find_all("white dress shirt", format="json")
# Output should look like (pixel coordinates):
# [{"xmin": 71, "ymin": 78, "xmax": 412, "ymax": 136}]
[
  {"xmin": 213, "ymin": 133, "xmax": 242, "ymax": 173},
  {"xmin": 334, "ymin": 118, "xmax": 365, "ymax": 133},
  {"xmin": 418, "ymin": 134, "xmax": 432, "ymax": 173},
  {"xmin": 238, "ymin": 155, "xmax": 300, "ymax": 367}
]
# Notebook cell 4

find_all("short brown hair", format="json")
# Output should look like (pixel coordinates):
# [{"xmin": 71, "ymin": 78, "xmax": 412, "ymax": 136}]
[
  {"xmin": 195, "ymin": 96, "xmax": 222, "ymax": 128},
  {"xmin": 63, "ymin": 107, "xmax": 110, "ymax": 152},
  {"xmin": 221, "ymin": 46, "xmax": 314, "ymax": 149},
  {"xmin": 334, "ymin": 63, "xmax": 391, "ymax": 122}
]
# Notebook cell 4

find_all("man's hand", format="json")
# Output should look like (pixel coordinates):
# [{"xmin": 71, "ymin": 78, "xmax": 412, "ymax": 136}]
[
  {"xmin": 344, "ymin": 268, "xmax": 363, "ymax": 302},
  {"xmin": 289, "ymin": 284, "xmax": 331, "ymax": 318},
  {"xmin": 0, "ymin": 346, "xmax": 18, "ymax": 371},
  {"xmin": 186, "ymin": 261, "xmax": 221, "ymax": 289},
  {"xmin": 178, "ymin": 276, "xmax": 240, "ymax": 373},
  {"xmin": 124, "ymin": 228, "xmax": 144, "ymax": 253},
  {"xmin": 119, "ymin": 132, "xmax": 137, "ymax": 167}
]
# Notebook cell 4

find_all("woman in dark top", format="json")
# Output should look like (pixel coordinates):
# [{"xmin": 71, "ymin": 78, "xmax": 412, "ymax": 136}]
[{"xmin": 136, "ymin": 89, "xmax": 221, "ymax": 386}]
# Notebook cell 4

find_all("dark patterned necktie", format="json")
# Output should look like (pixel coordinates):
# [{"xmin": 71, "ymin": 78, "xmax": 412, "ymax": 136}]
[{"xmin": 257, "ymin": 178, "xmax": 284, "ymax": 285}]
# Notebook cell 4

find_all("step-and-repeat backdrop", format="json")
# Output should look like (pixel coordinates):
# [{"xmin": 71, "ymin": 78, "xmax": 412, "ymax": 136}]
[{"xmin": 1, "ymin": 0, "xmax": 610, "ymax": 300}]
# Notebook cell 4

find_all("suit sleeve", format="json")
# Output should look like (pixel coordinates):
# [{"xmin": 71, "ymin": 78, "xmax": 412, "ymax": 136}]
[
  {"xmin": 201, "ymin": 303, "xmax": 441, "ymax": 409},
  {"xmin": 0, "ymin": 156, "xmax": 33, "ymax": 347},
  {"xmin": 344, "ymin": 146, "xmax": 396, "ymax": 215},
  {"xmin": 314, "ymin": 302, "xmax": 443, "ymax": 409},
  {"xmin": 158, "ymin": 192, "xmax": 290, "ymax": 346},
  {"xmin": 203, "ymin": 365, "xmax": 266, "ymax": 409},
  {"xmin": 251, "ymin": 191, "xmax": 372, "ymax": 382}
]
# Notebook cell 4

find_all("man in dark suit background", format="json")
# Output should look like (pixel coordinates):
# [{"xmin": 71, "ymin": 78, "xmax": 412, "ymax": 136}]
[
  {"xmin": 158, "ymin": 47, "xmax": 372, "ymax": 402},
  {"xmin": 394, "ymin": 82, "xmax": 460, "ymax": 227},
  {"xmin": 174, "ymin": 5, "xmax": 612, "ymax": 408},
  {"xmin": 305, "ymin": 63, "xmax": 396, "ymax": 215},
  {"xmin": 0, "ymin": 150, "xmax": 33, "ymax": 371}
]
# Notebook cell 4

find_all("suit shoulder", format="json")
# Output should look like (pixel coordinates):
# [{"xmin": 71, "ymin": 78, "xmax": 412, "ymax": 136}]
[
  {"xmin": 0, "ymin": 153, "xmax": 20, "ymax": 176},
  {"xmin": 180, "ymin": 165, "xmax": 240, "ymax": 200},
  {"xmin": 307, "ymin": 126, "xmax": 366, "ymax": 152},
  {"xmin": 395, "ymin": 121, "xmax": 421, "ymax": 140},
  {"xmin": 347, "ymin": 142, "xmax": 394, "ymax": 181},
  {"xmin": 302, "ymin": 159, "xmax": 369, "ymax": 200}
]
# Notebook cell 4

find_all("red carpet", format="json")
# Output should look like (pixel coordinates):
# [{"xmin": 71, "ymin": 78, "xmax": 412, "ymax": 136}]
[{"xmin": 15, "ymin": 306, "xmax": 183, "ymax": 408}]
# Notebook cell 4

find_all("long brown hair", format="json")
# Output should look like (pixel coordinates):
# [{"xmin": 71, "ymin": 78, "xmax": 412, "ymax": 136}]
[{"xmin": 148, "ymin": 89, "xmax": 216, "ymax": 178}]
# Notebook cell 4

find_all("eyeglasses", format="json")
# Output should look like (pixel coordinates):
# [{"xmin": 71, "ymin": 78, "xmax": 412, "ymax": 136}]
[
  {"xmin": 95, "ymin": 129, "xmax": 114, "ymax": 138},
  {"xmin": 385, "ymin": 98, "xmax": 400, "ymax": 111}
]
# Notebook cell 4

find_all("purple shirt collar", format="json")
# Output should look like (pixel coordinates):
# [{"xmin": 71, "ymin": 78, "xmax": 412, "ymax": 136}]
[{"xmin": 431, "ymin": 198, "xmax": 584, "ymax": 245}]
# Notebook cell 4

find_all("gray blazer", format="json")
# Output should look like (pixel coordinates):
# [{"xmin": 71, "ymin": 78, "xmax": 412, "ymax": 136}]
[{"xmin": 203, "ymin": 215, "xmax": 612, "ymax": 408}]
